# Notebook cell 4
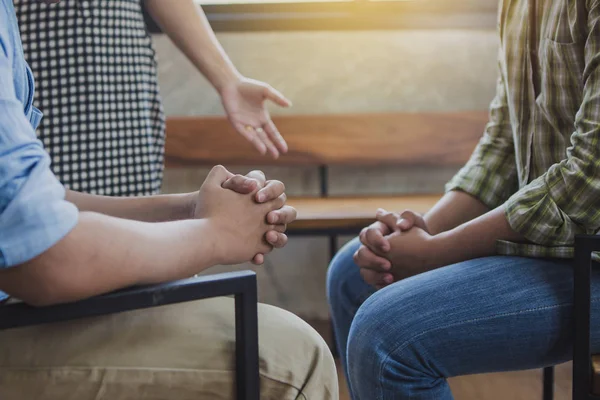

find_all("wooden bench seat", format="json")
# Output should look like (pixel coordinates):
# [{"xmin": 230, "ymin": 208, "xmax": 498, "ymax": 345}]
[
  {"xmin": 287, "ymin": 194, "xmax": 441, "ymax": 233},
  {"xmin": 165, "ymin": 111, "xmax": 487, "ymax": 235}
]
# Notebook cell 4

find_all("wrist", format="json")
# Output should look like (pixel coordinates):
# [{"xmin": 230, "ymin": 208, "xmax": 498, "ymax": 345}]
[
  {"xmin": 214, "ymin": 68, "xmax": 243, "ymax": 95},
  {"xmin": 428, "ymin": 231, "xmax": 462, "ymax": 268},
  {"xmin": 202, "ymin": 217, "xmax": 230, "ymax": 265},
  {"xmin": 184, "ymin": 218, "xmax": 223, "ymax": 269},
  {"xmin": 423, "ymin": 214, "xmax": 443, "ymax": 236},
  {"xmin": 172, "ymin": 192, "xmax": 198, "ymax": 220}
]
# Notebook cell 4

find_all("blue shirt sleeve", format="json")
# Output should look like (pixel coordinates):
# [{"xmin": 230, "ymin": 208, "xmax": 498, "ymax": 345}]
[{"xmin": 0, "ymin": 25, "xmax": 78, "ymax": 267}]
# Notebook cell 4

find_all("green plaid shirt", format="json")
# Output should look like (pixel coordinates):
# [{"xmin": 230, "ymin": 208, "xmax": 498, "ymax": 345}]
[{"xmin": 446, "ymin": 0, "xmax": 600, "ymax": 259}]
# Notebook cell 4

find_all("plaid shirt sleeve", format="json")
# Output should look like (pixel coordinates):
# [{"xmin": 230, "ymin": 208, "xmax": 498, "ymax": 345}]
[
  {"xmin": 504, "ymin": 0, "xmax": 600, "ymax": 246},
  {"xmin": 445, "ymin": 51, "xmax": 520, "ymax": 210}
]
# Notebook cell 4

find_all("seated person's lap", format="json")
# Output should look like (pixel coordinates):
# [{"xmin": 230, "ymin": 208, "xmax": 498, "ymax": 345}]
[
  {"xmin": 328, "ymin": 237, "xmax": 600, "ymax": 397},
  {"xmin": 0, "ymin": 297, "xmax": 338, "ymax": 400}
]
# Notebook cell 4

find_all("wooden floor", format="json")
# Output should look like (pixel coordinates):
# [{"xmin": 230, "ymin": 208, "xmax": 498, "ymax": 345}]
[{"xmin": 337, "ymin": 362, "xmax": 572, "ymax": 400}]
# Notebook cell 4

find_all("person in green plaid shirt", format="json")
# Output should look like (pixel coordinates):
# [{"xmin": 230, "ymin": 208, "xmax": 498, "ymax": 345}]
[{"xmin": 327, "ymin": 1, "xmax": 600, "ymax": 398}]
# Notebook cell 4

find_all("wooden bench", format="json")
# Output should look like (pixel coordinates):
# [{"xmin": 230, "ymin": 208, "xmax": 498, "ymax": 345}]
[{"xmin": 165, "ymin": 111, "xmax": 487, "ymax": 238}]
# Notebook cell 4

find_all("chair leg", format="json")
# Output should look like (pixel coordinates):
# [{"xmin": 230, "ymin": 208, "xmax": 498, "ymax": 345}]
[
  {"xmin": 235, "ymin": 286, "xmax": 260, "ymax": 400},
  {"xmin": 543, "ymin": 366, "xmax": 554, "ymax": 400}
]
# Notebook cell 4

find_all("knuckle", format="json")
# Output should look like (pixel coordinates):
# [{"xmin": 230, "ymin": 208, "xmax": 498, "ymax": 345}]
[
  {"xmin": 280, "ymin": 209, "xmax": 293, "ymax": 221},
  {"xmin": 357, "ymin": 247, "xmax": 368, "ymax": 260},
  {"xmin": 278, "ymin": 234, "xmax": 288, "ymax": 246},
  {"xmin": 359, "ymin": 234, "xmax": 368, "ymax": 245},
  {"xmin": 401, "ymin": 209, "xmax": 415, "ymax": 218},
  {"xmin": 232, "ymin": 175, "xmax": 245, "ymax": 184},
  {"xmin": 212, "ymin": 165, "xmax": 226, "ymax": 175}
]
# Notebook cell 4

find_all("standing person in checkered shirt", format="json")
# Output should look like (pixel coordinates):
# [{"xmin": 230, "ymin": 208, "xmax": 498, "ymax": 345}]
[{"xmin": 14, "ymin": 0, "xmax": 290, "ymax": 196}]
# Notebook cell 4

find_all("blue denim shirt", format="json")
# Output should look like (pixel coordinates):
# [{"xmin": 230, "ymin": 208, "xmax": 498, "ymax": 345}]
[{"xmin": 0, "ymin": 0, "xmax": 78, "ymax": 298}]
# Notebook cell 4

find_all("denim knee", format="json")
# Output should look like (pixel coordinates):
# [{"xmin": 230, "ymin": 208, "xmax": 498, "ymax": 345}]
[
  {"xmin": 346, "ymin": 285, "xmax": 440, "ymax": 397},
  {"xmin": 347, "ymin": 290, "xmax": 393, "ymax": 387},
  {"xmin": 326, "ymin": 237, "xmax": 363, "ymax": 310}
]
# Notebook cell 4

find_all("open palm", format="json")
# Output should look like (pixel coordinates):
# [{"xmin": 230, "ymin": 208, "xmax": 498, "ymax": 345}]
[{"xmin": 221, "ymin": 77, "xmax": 291, "ymax": 158}]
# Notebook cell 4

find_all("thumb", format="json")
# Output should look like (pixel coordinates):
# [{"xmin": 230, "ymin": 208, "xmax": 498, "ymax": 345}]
[
  {"xmin": 245, "ymin": 170, "xmax": 266, "ymax": 189},
  {"xmin": 264, "ymin": 85, "xmax": 292, "ymax": 108},
  {"xmin": 397, "ymin": 210, "xmax": 426, "ymax": 231},
  {"xmin": 375, "ymin": 209, "xmax": 401, "ymax": 231},
  {"xmin": 222, "ymin": 174, "xmax": 258, "ymax": 194},
  {"xmin": 206, "ymin": 165, "xmax": 234, "ymax": 186}
]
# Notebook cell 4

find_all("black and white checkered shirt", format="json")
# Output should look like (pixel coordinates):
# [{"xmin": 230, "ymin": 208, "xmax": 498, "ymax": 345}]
[{"xmin": 15, "ymin": 0, "xmax": 165, "ymax": 196}]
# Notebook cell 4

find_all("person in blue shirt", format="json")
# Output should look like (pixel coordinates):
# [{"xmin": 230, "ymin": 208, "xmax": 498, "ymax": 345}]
[{"xmin": 0, "ymin": 1, "xmax": 338, "ymax": 399}]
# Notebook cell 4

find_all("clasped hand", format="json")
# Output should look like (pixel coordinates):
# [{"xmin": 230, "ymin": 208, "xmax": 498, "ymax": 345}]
[
  {"xmin": 192, "ymin": 165, "xmax": 296, "ymax": 265},
  {"xmin": 354, "ymin": 209, "xmax": 438, "ymax": 289}
]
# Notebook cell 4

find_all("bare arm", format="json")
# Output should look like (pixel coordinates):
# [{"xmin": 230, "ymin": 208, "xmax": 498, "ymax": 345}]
[
  {"xmin": 356, "ymin": 205, "xmax": 526, "ymax": 286},
  {"xmin": 1, "ymin": 166, "xmax": 284, "ymax": 307},
  {"xmin": 66, "ymin": 190, "xmax": 194, "ymax": 222},
  {"xmin": 144, "ymin": 0, "xmax": 240, "ymax": 91},
  {"xmin": 144, "ymin": 0, "xmax": 291, "ymax": 157},
  {"xmin": 0, "ymin": 213, "xmax": 220, "ymax": 306},
  {"xmin": 423, "ymin": 190, "xmax": 490, "ymax": 235},
  {"xmin": 430, "ymin": 206, "xmax": 525, "ymax": 267},
  {"xmin": 65, "ymin": 171, "xmax": 276, "ymax": 223}
]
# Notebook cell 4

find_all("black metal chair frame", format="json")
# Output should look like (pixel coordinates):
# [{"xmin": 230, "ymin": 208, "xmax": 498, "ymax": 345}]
[
  {"xmin": 542, "ymin": 235, "xmax": 600, "ymax": 400},
  {"xmin": 571, "ymin": 235, "xmax": 600, "ymax": 400},
  {"xmin": 0, "ymin": 270, "xmax": 260, "ymax": 400}
]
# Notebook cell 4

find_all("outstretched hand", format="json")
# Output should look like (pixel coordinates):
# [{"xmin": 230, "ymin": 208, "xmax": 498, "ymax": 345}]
[{"xmin": 221, "ymin": 77, "xmax": 291, "ymax": 159}]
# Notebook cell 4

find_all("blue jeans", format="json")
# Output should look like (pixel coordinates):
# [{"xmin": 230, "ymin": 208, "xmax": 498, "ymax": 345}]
[{"xmin": 327, "ymin": 238, "xmax": 600, "ymax": 400}]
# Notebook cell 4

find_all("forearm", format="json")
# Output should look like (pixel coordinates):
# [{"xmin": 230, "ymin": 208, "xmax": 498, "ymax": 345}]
[
  {"xmin": 431, "ymin": 206, "xmax": 525, "ymax": 266},
  {"xmin": 144, "ymin": 0, "xmax": 240, "ymax": 92},
  {"xmin": 424, "ymin": 190, "xmax": 490, "ymax": 235},
  {"xmin": 0, "ymin": 212, "xmax": 220, "ymax": 306},
  {"xmin": 66, "ymin": 190, "xmax": 193, "ymax": 222}
]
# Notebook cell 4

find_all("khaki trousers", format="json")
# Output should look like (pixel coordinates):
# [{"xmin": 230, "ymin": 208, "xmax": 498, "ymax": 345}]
[{"xmin": 0, "ymin": 297, "xmax": 338, "ymax": 400}]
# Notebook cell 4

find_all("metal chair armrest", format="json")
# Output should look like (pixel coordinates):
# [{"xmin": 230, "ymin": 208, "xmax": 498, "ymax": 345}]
[{"xmin": 0, "ymin": 270, "xmax": 260, "ymax": 400}]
